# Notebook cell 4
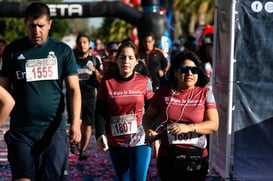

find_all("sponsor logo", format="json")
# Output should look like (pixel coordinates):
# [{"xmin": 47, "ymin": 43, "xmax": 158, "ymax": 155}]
[
  {"xmin": 251, "ymin": 1, "xmax": 273, "ymax": 13},
  {"xmin": 47, "ymin": 4, "xmax": 83, "ymax": 17},
  {"xmin": 17, "ymin": 54, "xmax": 25, "ymax": 60},
  {"xmin": 251, "ymin": 1, "xmax": 263, "ymax": 12}
]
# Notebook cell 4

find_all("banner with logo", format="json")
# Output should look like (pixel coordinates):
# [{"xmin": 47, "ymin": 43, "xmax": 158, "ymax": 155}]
[
  {"xmin": 213, "ymin": 0, "xmax": 273, "ymax": 179},
  {"xmin": 233, "ymin": 0, "xmax": 273, "ymax": 179}
]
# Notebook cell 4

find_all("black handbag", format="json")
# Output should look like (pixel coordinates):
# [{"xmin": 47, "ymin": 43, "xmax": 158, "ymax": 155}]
[{"xmin": 168, "ymin": 147, "xmax": 204, "ymax": 172}]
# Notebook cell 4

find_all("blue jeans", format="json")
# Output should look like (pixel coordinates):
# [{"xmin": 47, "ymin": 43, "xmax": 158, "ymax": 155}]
[{"xmin": 109, "ymin": 145, "xmax": 152, "ymax": 181}]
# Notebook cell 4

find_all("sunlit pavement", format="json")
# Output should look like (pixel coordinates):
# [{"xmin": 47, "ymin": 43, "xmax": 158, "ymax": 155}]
[
  {"xmin": 0, "ymin": 119, "xmax": 223, "ymax": 181},
  {"xmin": 0, "ymin": 120, "xmax": 160, "ymax": 181}
]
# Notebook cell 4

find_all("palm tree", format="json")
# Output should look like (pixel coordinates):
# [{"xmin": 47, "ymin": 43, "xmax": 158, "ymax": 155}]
[
  {"xmin": 108, "ymin": 18, "xmax": 133, "ymax": 42},
  {"xmin": 91, "ymin": 0, "xmax": 215, "ymax": 45},
  {"xmin": 91, "ymin": 17, "xmax": 132, "ymax": 44},
  {"xmin": 167, "ymin": 0, "xmax": 214, "ymax": 40}
]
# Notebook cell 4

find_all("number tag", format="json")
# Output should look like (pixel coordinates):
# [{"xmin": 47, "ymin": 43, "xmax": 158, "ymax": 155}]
[
  {"xmin": 167, "ymin": 124, "xmax": 199, "ymax": 145},
  {"xmin": 167, "ymin": 132, "xmax": 199, "ymax": 145},
  {"xmin": 25, "ymin": 58, "xmax": 58, "ymax": 82},
  {"xmin": 110, "ymin": 114, "xmax": 137, "ymax": 136},
  {"xmin": 78, "ymin": 68, "xmax": 92, "ymax": 80}
]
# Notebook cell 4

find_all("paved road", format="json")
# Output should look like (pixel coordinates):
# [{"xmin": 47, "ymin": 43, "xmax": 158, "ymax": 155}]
[
  {"xmin": 0, "ymin": 118, "xmax": 223, "ymax": 181},
  {"xmin": 0, "ymin": 119, "xmax": 160, "ymax": 181}
]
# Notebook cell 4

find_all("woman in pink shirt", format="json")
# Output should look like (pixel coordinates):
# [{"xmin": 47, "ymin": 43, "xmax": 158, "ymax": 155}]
[
  {"xmin": 143, "ymin": 51, "xmax": 219, "ymax": 181},
  {"xmin": 95, "ymin": 41, "xmax": 154, "ymax": 181}
]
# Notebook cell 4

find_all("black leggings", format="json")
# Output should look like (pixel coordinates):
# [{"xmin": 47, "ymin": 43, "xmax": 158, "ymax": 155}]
[{"xmin": 157, "ymin": 156, "xmax": 208, "ymax": 181}]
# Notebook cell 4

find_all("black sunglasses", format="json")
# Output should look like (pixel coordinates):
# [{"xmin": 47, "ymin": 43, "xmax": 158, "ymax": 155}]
[{"xmin": 180, "ymin": 66, "xmax": 199, "ymax": 74}]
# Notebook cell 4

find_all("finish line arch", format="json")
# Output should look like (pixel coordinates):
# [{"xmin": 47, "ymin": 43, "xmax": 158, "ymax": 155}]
[{"xmin": 0, "ymin": 0, "xmax": 171, "ymax": 58}]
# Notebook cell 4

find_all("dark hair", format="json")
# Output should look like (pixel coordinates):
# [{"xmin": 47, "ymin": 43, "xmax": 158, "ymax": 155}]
[
  {"xmin": 199, "ymin": 33, "xmax": 214, "ymax": 64},
  {"xmin": 167, "ymin": 51, "xmax": 209, "ymax": 87},
  {"xmin": 76, "ymin": 33, "xmax": 90, "ymax": 42},
  {"xmin": 103, "ymin": 40, "xmax": 139, "ymax": 77},
  {"xmin": 25, "ymin": 2, "xmax": 51, "ymax": 20},
  {"xmin": 116, "ymin": 40, "xmax": 139, "ymax": 60},
  {"xmin": 143, "ymin": 32, "xmax": 155, "ymax": 40},
  {"xmin": 121, "ymin": 38, "xmax": 134, "ymax": 44},
  {"xmin": 107, "ymin": 41, "xmax": 119, "ymax": 52},
  {"xmin": 0, "ymin": 39, "xmax": 5, "ymax": 45},
  {"xmin": 184, "ymin": 36, "xmax": 198, "ymax": 54},
  {"xmin": 199, "ymin": 43, "xmax": 213, "ymax": 64}
]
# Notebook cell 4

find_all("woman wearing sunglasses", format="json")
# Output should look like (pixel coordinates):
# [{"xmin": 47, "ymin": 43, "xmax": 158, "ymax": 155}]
[{"xmin": 143, "ymin": 51, "xmax": 219, "ymax": 181}]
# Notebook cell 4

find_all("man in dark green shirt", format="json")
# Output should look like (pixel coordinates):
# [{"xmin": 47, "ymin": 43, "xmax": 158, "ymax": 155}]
[{"xmin": 0, "ymin": 2, "xmax": 81, "ymax": 181}]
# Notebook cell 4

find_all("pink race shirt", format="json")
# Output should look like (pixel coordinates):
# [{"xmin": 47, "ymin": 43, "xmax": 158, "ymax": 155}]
[
  {"xmin": 151, "ymin": 86, "xmax": 217, "ymax": 157},
  {"xmin": 97, "ymin": 73, "xmax": 154, "ymax": 147}
]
